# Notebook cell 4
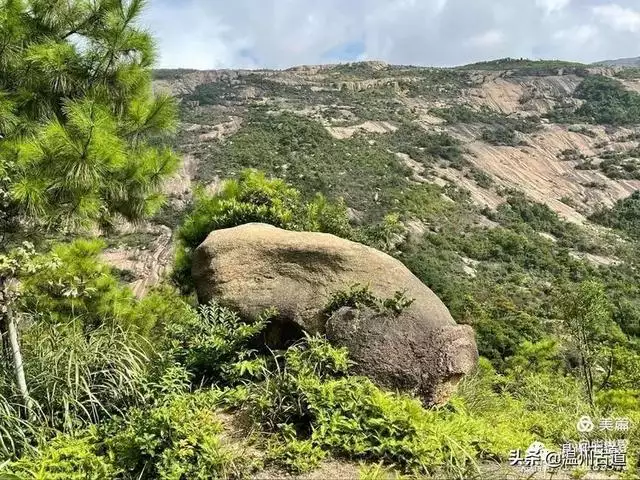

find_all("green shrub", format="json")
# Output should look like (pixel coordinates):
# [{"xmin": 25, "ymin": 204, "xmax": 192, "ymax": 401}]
[
  {"xmin": 385, "ymin": 125, "xmax": 467, "ymax": 168},
  {"xmin": 246, "ymin": 337, "xmax": 530, "ymax": 478},
  {"xmin": 481, "ymin": 126, "xmax": 520, "ymax": 146},
  {"xmin": 590, "ymin": 191, "xmax": 640, "ymax": 239},
  {"xmin": 469, "ymin": 168, "xmax": 494, "ymax": 188},
  {"xmin": 163, "ymin": 301, "xmax": 275, "ymax": 386},
  {"xmin": 4, "ymin": 430, "xmax": 114, "ymax": 480},
  {"xmin": 267, "ymin": 431, "xmax": 326, "ymax": 474},
  {"xmin": 358, "ymin": 213, "xmax": 407, "ymax": 255},
  {"xmin": 19, "ymin": 240, "xmax": 192, "ymax": 338},
  {"xmin": 104, "ymin": 391, "xmax": 251, "ymax": 480},
  {"xmin": 322, "ymin": 284, "xmax": 414, "ymax": 318},
  {"xmin": 192, "ymin": 108, "xmax": 412, "ymax": 215},
  {"xmin": 551, "ymin": 75, "xmax": 640, "ymax": 125},
  {"xmin": 173, "ymin": 169, "xmax": 358, "ymax": 288},
  {"xmin": 430, "ymin": 105, "xmax": 540, "ymax": 137},
  {"xmin": 458, "ymin": 58, "xmax": 587, "ymax": 75},
  {"xmin": 173, "ymin": 169, "xmax": 408, "ymax": 290}
]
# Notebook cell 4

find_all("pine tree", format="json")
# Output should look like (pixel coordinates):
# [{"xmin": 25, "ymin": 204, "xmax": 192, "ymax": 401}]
[{"xmin": 0, "ymin": 0, "xmax": 179, "ymax": 412}]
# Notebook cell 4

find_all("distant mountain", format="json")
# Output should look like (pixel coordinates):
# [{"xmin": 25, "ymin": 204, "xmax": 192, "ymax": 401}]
[{"xmin": 593, "ymin": 56, "xmax": 640, "ymax": 67}]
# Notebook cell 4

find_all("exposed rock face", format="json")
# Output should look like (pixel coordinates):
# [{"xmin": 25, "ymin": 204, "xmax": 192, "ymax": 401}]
[
  {"xmin": 327, "ymin": 307, "xmax": 477, "ymax": 405},
  {"xmin": 192, "ymin": 223, "xmax": 478, "ymax": 404}
]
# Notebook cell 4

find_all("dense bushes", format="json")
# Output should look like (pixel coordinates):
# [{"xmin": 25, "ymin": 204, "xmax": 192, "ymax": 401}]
[
  {"xmin": 6, "ymin": 432, "xmax": 115, "ymax": 480},
  {"xmin": 18, "ymin": 239, "xmax": 193, "ymax": 339},
  {"xmin": 385, "ymin": 124, "xmax": 467, "ymax": 168},
  {"xmin": 173, "ymin": 169, "xmax": 356, "ymax": 287},
  {"xmin": 550, "ymin": 75, "xmax": 640, "ymax": 125},
  {"xmin": 429, "ymin": 105, "xmax": 540, "ymax": 146},
  {"xmin": 162, "ymin": 302, "xmax": 274, "ymax": 386},
  {"xmin": 104, "ymin": 392, "xmax": 251, "ymax": 480},
  {"xmin": 245, "ymin": 337, "xmax": 530, "ymax": 477},
  {"xmin": 193, "ymin": 108, "xmax": 412, "ymax": 216},
  {"xmin": 4, "ymin": 268, "xmax": 640, "ymax": 478},
  {"xmin": 458, "ymin": 58, "xmax": 588, "ymax": 76},
  {"xmin": 590, "ymin": 191, "xmax": 640, "ymax": 239},
  {"xmin": 574, "ymin": 76, "xmax": 640, "ymax": 125},
  {"xmin": 174, "ymin": 169, "xmax": 406, "ymax": 288}
]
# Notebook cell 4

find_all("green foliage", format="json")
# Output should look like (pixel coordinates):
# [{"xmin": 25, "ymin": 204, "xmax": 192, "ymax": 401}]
[
  {"xmin": 599, "ymin": 148, "xmax": 640, "ymax": 180},
  {"xmin": 402, "ymin": 69, "xmax": 470, "ymax": 99},
  {"xmin": 178, "ymin": 169, "xmax": 342, "ymax": 250},
  {"xmin": 105, "ymin": 391, "xmax": 251, "ymax": 480},
  {"xmin": 191, "ymin": 108, "xmax": 411, "ymax": 216},
  {"xmin": 468, "ymin": 168, "xmax": 494, "ymax": 188},
  {"xmin": 174, "ymin": 169, "xmax": 407, "ymax": 289},
  {"xmin": 0, "ymin": 322, "xmax": 151, "ymax": 461},
  {"xmin": 322, "ymin": 284, "xmax": 415, "ymax": 318},
  {"xmin": 429, "ymin": 105, "xmax": 540, "ymax": 146},
  {"xmin": 551, "ymin": 75, "xmax": 640, "ymax": 125},
  {"xmin": 247, "ymin": 337, "xmax": 530, "ymax": 478},
  {"xmin": 153, "ymin": 69, "xmax": 199, "ymax": 80},
  {"xmin": 174, "ymin": 169, "xmax": 358, "ymax": 287},
  {"xmin": 615, "ymin": 68, "xmax": 640, "ymax": 79},
  {"xmin": 358, "ymin": 213, "xmax": 407, "ymax": 255},
  {"xmin": 575, "ymin": 76, "xmax": 640, "ymax": 125},
  {"xmin": 559, "ymin": 281, "xmax": 625, "ymax": 406},
  {"xmin": 4, "ymin": 430, "xmax": 114, "ymax": 480},
  {"xmin": 19, "ymin": 322, "xmax": 149, "ymax": 433},
  {"xmin": 398, "ymin": 191, "xmax": 639, "ymax": 369},
  {"xmin": 0, "ymin": 0, "xmax": 179, "ymax": 232},
  {"xmin": 458, "ymin": 58, "xmax": 588, "ymax": 76},
  {"xmin": 481, "ymin": 126, "xmax": 521, "ymax": 146},
  {"xmin": 163, "ymin": 301, "xmax": 274, "ymax": 386},
  {"xmin": 590, "ymin": 191, "xmax": 640, "ymax": 239},
  {"xmin": 19, "ymin": 239, "xmax": 191, "ymax": 337},
  {"xmin": 385, "ymin": 124, "xmax": 467, "ymax": 169},
  {"xmin": 266, "ymin": 433, "xmax": 327, "ymax": 474}
]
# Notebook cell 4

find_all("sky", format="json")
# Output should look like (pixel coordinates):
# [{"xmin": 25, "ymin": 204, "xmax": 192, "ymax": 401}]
[{"xmin": 141, "ymin": 0, "xmax": 640, "ymax": 70}]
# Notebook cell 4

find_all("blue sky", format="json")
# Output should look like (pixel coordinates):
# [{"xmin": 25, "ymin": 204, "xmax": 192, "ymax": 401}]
[{"xmin": 141, "ymin": 0, "xmax": 640, "ymax": 69}]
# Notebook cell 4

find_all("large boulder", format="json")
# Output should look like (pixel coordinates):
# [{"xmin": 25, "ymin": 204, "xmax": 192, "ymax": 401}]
[{"xmin": 192, "ymin": 223, "xmax": 478, "ymax": 405}]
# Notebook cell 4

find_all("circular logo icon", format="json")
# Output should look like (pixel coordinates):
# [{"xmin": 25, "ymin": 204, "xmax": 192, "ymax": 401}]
[{"xmin": 577, "ymin": 415, "xmax": 594, "ymax": 433}]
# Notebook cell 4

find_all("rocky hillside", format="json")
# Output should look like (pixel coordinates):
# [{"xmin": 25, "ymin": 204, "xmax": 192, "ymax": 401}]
[
  {"xmin": 107, "ymin": 59, "xmax": 640, "ymax": 299},
  {"xmin": 155, "ymin": 59, "xmax": 640, "ymax": 224},
  {"xmin": 595, "ymin": 56, "xmax": 640, "ymax": 68}
]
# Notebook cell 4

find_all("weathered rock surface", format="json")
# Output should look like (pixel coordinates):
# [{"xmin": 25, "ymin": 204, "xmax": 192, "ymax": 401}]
[
  {"xmin": 327, "ymin": 306, "xmax": 477, "ymax": 405},
  {"xmin": 192, "ymin": 223, "xmax": 478, "ymax": 404}
]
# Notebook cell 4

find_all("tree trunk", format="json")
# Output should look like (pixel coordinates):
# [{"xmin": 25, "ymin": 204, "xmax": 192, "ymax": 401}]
[
  {"xmin": 580, "ymin": 351, "xmax": 594, "ymax": 409},
  {"xmin": 0, "ymin": 276, "xmax": 33, "ymax": 416}
]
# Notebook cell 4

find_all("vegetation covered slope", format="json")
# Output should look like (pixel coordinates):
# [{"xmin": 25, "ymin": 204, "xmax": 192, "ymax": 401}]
[{"xmin": 3, "ymin": 9, "xmax": 640, "ymax": 477}]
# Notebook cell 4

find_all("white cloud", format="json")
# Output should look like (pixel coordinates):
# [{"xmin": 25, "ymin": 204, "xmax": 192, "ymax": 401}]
[
  {"xmin": 142, "ymin": 0, "xmax": 640, "ymax": 69},
  {"xmin": 467, "ymin": 30, "xmax": 505, "ymax": 48},
  {"xmin": 536, "ymin": 0, "xmax": 571, "ymax": 15},
  {"xmin": 592, "ymin": 4, "xmax": 640, "ymax": 33},
  {"xmin": 553, "ymin": 25, "xmax": 598, "ymax": 45}
]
